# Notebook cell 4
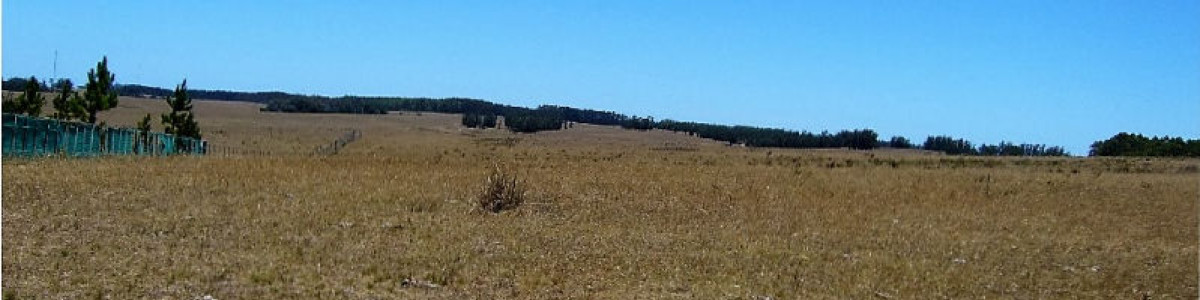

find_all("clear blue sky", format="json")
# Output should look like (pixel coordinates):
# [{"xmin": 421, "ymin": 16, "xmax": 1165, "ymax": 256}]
[{"xmin": 5, "ymin": 1, "xmax": 1198, "ymax": 154}]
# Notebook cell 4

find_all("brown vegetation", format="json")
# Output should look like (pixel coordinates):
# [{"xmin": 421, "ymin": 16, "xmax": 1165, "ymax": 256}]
[
  {"xmin": 477, "ymin": 167, "xmax": 527, "ymax": 213},
  {"xmin": 3, "ymin": 98, "xmax": 1197, "ymax": 298}
]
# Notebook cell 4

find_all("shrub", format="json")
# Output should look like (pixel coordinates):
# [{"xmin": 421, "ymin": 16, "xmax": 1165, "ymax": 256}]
[{"xmin": 477, "ymin": 167, "xmax": 526, "ymax": 213}]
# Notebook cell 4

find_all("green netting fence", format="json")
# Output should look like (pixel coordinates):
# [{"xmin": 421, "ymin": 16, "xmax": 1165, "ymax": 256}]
[{"xmin": 2, "ymin": 113, "xmax": 206, "ymax": 157}]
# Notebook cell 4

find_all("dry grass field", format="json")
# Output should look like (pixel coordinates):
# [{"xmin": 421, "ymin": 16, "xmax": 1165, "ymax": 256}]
[{"xmin": 3, "ymin": 98, "xmax": 1198, "ymax": 299}]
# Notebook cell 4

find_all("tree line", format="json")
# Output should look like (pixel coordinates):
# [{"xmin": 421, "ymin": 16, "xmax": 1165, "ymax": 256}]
[
  {"xmin": 461, "ymin": 113, "xmax": 498, "ymax": 129},
  {"xmin": 918, "ymin": 135, "xmax": 1068, "ymax": 156},
  {"xmin": 89, "ymin": 82, "xmax": 1077, "ymax": 155},
  {"xmin": 26, "ymin": 76, "xmax": 1200, "ymax": 157},
  {"xmin": 3, "ymin": 77, "xmax": 62, "ymax": 92},
  {"xmin": 4, "ymin": 58, "xmax": 121, "ymax": 124},
  {"xmin": 257, "ymin": 95, "xmax": 884, "ymax": 150},
  {"xmin": 1089, "ymin": 133, "xmax": 1200, "ymax": 157},
  {"xmin": 653, "ymin": 119, "xmax": 879, "ymax": 149}
]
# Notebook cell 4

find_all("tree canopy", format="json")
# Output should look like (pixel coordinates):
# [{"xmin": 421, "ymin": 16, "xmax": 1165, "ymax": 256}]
[
  {"xmin": 2, "ymin": 76, "xmax": 45, "ymax": 116},
  {"xmin": 81, "ymin": 57, "xmax": 119, "ymax": 123},
  {"xmin": 1090, "ymin": 133, "xmax": 1200, "ymax": 157},
  {"xmin": 50, "ymin": 78, "xmax": 86, "ymax": 121},
  {"xmin": 161, "ymin": 79, "xmax": 201, "ymax": 139},
  {"xmin": 887, "ymin": 136, "xmax": 914, "ymax": 149}
]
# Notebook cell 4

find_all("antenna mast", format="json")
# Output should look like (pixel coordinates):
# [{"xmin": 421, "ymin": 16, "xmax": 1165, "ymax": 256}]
[{"xmin": 52, "ymin": 50, "xmax": 58, "ymax": 86}]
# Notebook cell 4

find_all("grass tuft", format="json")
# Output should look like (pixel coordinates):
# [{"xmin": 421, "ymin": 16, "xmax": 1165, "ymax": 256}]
[{"xmin": 477, "ymin": 166, "xmax": 526, "ymax": 213}]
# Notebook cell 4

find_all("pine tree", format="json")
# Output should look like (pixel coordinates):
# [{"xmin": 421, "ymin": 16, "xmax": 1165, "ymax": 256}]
[
  {"xmin": 161, "ymin": 79, "xmax": 201, "ymax": 138},
  {"xmin": 82, "ymin": 57, "xmax": 119, "ymax": 123},
  {"xmin": 136, "ymin": 114, "xmax": 154, "ymax": 154},
  {"xmin": 462, "ymin": 113, "xmax": 480, "ymax": 128},
  {"xmin": 5, "ymin": 76, "xmax": 48, "ymax": 115},
  {"xmin": 482, "ymin": 114, "xmax": 498, "ymax": 128},
  {"xmin": 51, "ymin": 78, "xmax": 85, "ymax": 120},
  {"xmin": 888, "ymin": 136, "xmax": 913, "ymax": 149},
  {"xmin": 137, "ymin": 113, "xmax": 153, "ymax": 132},
  {"xmin": 11, "ymin": 76, "xmax": 46, "ymax": 116}
]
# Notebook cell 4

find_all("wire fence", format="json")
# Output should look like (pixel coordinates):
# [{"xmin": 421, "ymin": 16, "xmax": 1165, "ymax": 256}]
[
  {"xmin": 204, "ymin": 144, "xmax": 280, "ymax": 156},
  {"xmin": 314, "ymin": 129, "xmax": 361, "ymax": 155},
  {"xmin": 204, "ymin": 128, "xmax": 361, "ymax": 156},
  {"xmin": 2, "ymin": 113, "xmax": 206, "ymax": 157}
]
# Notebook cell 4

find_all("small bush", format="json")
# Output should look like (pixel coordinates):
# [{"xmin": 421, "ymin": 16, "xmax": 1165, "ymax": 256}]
[{"xmin": 478, "ymin": 167, "xmax": 526, "ymax": 213}]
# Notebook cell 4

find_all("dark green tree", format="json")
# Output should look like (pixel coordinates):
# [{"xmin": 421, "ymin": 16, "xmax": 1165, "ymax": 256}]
[
  {"xmin": 3, "ymin": 77, "xmax": 33, "ymax": 91},
  {"xmin": 977, "ymin": 144, "xmax": 1001, "ymax": 156},
  {"xmin": 481, "ymin": 114, "xmax": 498, "ymax": 128},
  {"xmin": 505, "ymin": 110, "xmax": 564, "ymax": 133},
  {"xmin": 51, "ymin": 78, "xmax": 85, "ymax": 120},
  {"xmin": 461, "ymin": 113, "xmax": 500, "ymax": 129},
  {"xmin": 82, "ymin": 57, "xmax": 119, "ymax": 123},
  {"xmin": 138, "ymin": 113, "xmax": 153, "ymax": 132},
  {"xmin": 1090, "ymin": 133, "xmax": 1199, "ymax": 157},
  {"xmin": 161, "ymin": 79, "xmax": 201, "ymax": 138},
  {"xmin": 7, "ymin": 76, "xmax": 46, "ymax": 116},
  {"xmin": 837, "ymin": 129, "xmax": 879, "ymax": 150},
  {"xmin": 923, "ymin": 135, "xmax": 976, "ymax": 155},
  {"xmin": 888, "ymin": 136, "xmax": 913, "ymax": 149},
  {"xmin": 620, "ymin": 115, "xmax": 655, "ymax": 130},
  {"xmin": 462, "ymin": 113, "xmax": 480, "ymax": 128},
  {"xmin": 136, "ymin": 114, "xmax": 154, "ymax": 154},
  {"xmin": 51, "ymin": 78, "xmax": 74, "ymax": 90}
]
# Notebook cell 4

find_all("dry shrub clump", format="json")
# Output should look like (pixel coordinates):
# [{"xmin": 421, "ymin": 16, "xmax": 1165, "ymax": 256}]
[{"xmin": 477, "ymin": 166, "xmax": 526, "ymax": 213}]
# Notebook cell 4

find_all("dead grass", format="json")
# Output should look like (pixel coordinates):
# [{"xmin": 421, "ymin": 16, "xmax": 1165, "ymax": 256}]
[
  {"xmin": 2, "ymin": 97, "xmax": 1197, "ymax": 299},
  {"xmin": 477, "ymin": 167, "xmax": 527, "ymax": 213}
]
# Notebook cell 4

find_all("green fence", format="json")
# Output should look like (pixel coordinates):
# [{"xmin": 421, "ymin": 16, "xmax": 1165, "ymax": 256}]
[{"xmin": 2, "ymin": 113, "xmax": 206, "ymax": 157}]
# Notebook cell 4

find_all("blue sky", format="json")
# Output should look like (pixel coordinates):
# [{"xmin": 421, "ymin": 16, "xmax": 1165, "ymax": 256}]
[{"xmin": 5, "ymin": 1, "xmax": 1198, "ymax": 154}]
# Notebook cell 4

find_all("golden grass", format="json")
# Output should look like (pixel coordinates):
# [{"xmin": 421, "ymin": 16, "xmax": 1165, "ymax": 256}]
[{"xmin": 3, "ymin": 98, "xmax": 1198, "ymax": 299}]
